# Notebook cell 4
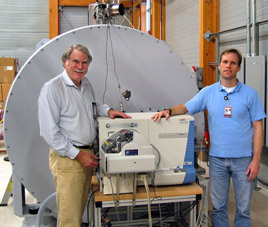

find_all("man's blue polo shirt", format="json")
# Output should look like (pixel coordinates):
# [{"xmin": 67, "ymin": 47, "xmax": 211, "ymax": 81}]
[{"xmin": 185, "ymin": 80, "xmax": 266, "ymax": 158}]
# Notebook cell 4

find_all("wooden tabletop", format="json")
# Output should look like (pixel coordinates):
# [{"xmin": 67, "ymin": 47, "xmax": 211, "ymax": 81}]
[{"xmin": 92, "ymin": 176, "xmax": 203, "ymax": 202}]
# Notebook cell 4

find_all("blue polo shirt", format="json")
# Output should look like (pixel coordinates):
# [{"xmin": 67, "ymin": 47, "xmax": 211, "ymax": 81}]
[{"xmin": 186, "ymin": 80, "xmax": 266, "ymax": 158}]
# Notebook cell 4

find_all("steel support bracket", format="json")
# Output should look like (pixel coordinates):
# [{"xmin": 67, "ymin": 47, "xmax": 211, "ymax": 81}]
[{"xmin": 203, "ymin": 30, "xmax": 213, "ymax": 42}]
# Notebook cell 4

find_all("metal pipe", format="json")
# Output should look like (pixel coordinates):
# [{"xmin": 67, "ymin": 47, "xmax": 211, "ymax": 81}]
[
  {"xmin": 246, "ymin": 0, "xmax": 251, "ymax": 57},
  {"xmin": 208, "ymin": 20, "xmax": 268, "ymax": 37},
  {"xmin": 251, "ymin": 0, "xmax": 259, "ymax": 56},
  {"xmin": 209, "ymin": 25, "xmax": 247, "ymax": 36},
  {"xmin": 215, "ymin": 34, "xmax": 219, "ymax": 82},
  {"xmin": 160, "ymin": 0, "xmax": 162, "ymax": 40}
]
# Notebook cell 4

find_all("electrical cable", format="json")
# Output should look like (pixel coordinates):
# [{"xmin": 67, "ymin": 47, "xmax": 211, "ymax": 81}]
[
  {"xmin": 195, "ymin": 184, "xmax": 207, "ymax": 227},
  {"xmin": 120, "ymin": 15, "xmax": 134, "ymax": 28},
  {"xmin": 202, "ymin": 213, "xmax": 213, "ymax": 227},
  {"xmin": 142, "ymin": 175, "xmax": 153, "ymax": 227},
  {"xmin": 107, "ymin": 24, "xmax": 124, "ymax": 111},
  {"xmin": 150, "ymin": 143, "xmax": 161, "ymax": 169},
  {"xmin": 86, "ymin": 188, "xmax": 100, "ymax": 224},
  {"xmin": 102, "ymin": 25, "xmax": 110, "ymax": 104},
  {"xmin": 108, "ymin": 175, "xmax": 121, "ymax": 222},
  {"xmin": 102, "ymin": 24, "xmax": 124, "ymax": 111},
  {"xmin": 152, "ymin": 201, "xmax": 197, "ymax": 226},
  {"xmin": 147, "ymin": 172, "xmax": 163, "ymax": 227},
  {"xmin": 148, "ymin": 173, "xmax": 161, "ymax": 200}
]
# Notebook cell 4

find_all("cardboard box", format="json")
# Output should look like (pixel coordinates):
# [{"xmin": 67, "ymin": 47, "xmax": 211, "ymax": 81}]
[
  {"xmin": 2, "ymin": 84, "xmax": 11, "ymax": 101},
  {"xmin": 0, "ymin": 58, "xmax": 16, "ymax": 84}
]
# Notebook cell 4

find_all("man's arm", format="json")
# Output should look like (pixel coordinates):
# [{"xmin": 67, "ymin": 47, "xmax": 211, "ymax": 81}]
[
  {"xmin": 246, "ymin": 119, "xmax": 263, "ymax": 181},
  {"xmin": 151, "ymin": 104, "xmax": 188, "ymax": 122}
]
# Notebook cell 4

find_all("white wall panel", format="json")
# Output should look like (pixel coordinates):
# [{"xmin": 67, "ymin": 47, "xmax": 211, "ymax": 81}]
[
  {"xmin": 166, "ymin": 0, "xmax": 199, "ymax": 71},
  {"xmin": 0, "ymin": 0, "xmax": 49, "ymax": 67}
]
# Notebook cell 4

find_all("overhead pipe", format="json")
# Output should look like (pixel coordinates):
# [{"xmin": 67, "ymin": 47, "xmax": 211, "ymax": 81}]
[{"xmin": 251, "ymin": 0, "xmax": 259, "ymax": 56}]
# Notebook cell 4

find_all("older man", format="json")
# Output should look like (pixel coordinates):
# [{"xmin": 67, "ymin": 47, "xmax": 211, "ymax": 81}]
[{"xmin": 38, "ymin": 44, "xmax": 130, "ymax": 227}]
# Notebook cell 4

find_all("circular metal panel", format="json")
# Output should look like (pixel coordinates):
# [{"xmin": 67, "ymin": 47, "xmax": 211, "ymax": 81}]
[{"xmin": 4, "ymin": 25, "xmax": 203, "ymax": 204}]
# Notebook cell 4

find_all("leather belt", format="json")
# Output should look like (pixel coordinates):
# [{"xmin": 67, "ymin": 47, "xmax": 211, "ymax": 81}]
[{"xmin": 73, "ymin": 144, "xmax": 93, "ymax": 149}]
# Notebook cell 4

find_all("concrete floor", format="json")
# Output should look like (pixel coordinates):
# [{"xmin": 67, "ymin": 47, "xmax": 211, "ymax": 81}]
[
  {"xmin": 0, "ymin": 152, "xmax": 24, "ymax": 227},
  {"xmin": 1, "ymin": 151, "xmax": 268, "ymax": 227},
  {"xmin": 196, "ymin": 158, "xmax": 268, "ymax": 227},
  {"xmin": 226, "ymin": 180, "xmax": 268, "ymax": 227}
]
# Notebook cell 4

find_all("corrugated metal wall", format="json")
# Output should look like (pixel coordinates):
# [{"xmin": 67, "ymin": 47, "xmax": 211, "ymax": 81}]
[
  {"xmin": 0, "ymin": 0, "xmax": 49, "ymax": 68},
  {"xmin": 165, "ymin": 0, "xmax": 268, "ymax": 70},
  {"xmin": 0, "ymin": 0, "xmax": 132, "ymax": 69},
  {"xmin": 165, "ymin": 0, "xmax": 199, "ymax": 72},
  {"xmin": 219, "ymin": 0, "xmax": 268, "ymax": 57},
  {"xmin": 165, "ymin": 0, "xmax": 268, "ymax": 81}
]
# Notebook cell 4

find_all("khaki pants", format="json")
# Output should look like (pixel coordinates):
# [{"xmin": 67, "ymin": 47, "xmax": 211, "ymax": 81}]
[{"xmin": 49, "ymin": 148, "xmax": 93, "ymax": 227}]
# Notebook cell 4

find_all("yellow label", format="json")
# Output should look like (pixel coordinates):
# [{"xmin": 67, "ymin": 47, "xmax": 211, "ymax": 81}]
[{"xmin": 7, "ymin": 180, "xmax": 13, "ymax": 192}]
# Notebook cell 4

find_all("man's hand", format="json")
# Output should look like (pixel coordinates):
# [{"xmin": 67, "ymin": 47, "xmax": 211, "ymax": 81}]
[
  {"xmin": 246, "ymin": 158, "xmax": 260, "ymax": 181},
  {"xmin": 108, "ymin": 109, "xmax": 132, "ymax": 119},
  {"xmin": 151, "ymin": 110, "xmax": 170, "ymax": 122},
  {"xmin": 75, "ymin": 151, "xmax": 99, "ymax": 168}
]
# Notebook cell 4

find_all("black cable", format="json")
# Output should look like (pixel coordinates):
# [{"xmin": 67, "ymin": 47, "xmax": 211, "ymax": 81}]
[
  {"xmin": 201, "ymin": 213, "xmax": 213, "ymax": 227},
  {"xmin": 86, "ymin": 188, "xmax": 100, "ymax": 224},
  {"xmin": 101, "ymin": 207, "xmax": 111, "ymax": 218},
  {"xmin": 147, "ymin": 172, "xmax": 163, "ymax": 202}
]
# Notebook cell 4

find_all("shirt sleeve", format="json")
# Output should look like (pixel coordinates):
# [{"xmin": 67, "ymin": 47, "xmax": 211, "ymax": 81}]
[
  {"xmin": 249, "ymin": 90, "xmax": 266, "ymax": 122},
  {"xmin": 96, "ymin": 103, "xmax": 110, "ymax": 116},
  {"xmin": 38, "ymin": 85, "xmax": 79, "ymax": 159},
  {"xmin": 185, "ymin": 87, "xmax": 208, "ymax": 114}
]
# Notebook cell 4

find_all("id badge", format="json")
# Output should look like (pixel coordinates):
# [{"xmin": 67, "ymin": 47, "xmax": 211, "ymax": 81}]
[{"xmin": 224, "ymin": 106, "xmax": 232, "ymax": 117}]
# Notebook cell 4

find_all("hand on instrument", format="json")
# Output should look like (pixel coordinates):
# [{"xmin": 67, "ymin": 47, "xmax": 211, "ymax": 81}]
[
  {"xmin": 108, "ymin": 109, "xmax": 132, "ymax": 119},
  {"xmin": 151, "ymin": 110, "xmax": 170, "ymax": 122},
  {"xmin": 75, "ymin": 151, "xmax": 99, "ymax": 168}
]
